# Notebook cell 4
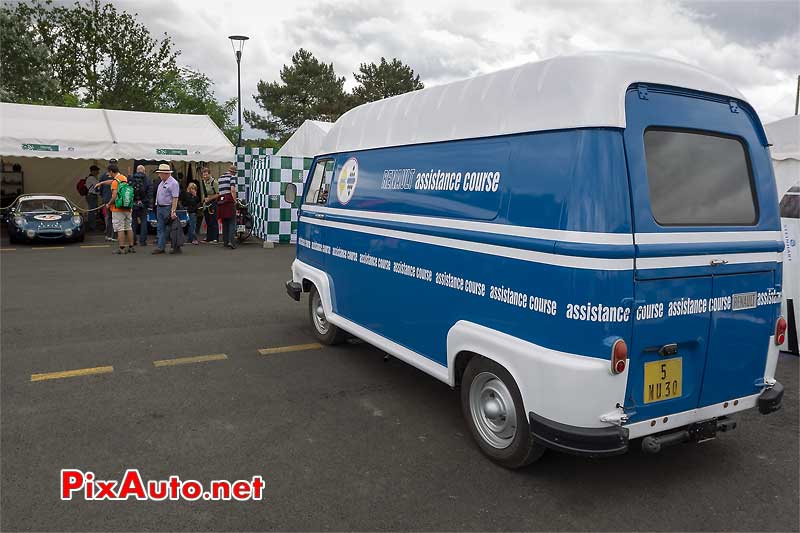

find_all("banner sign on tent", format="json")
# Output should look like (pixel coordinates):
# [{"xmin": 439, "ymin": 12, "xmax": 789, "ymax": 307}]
[
  {"xmin": 22, "ymin": 144, "xmax": 59, "ymax": 152},
  {"xmin": 156, "ymin": 148, "xmax": 188, "ymax": 156}
]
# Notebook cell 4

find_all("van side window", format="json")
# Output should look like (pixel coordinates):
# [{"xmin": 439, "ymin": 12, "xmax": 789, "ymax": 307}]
[
  {"xmin": 643, "ymin": 129, "xmax": 758, "ymax": 226},
  {"xmin": 304, "ymin": 160, "xmax": 335, "ymax": 205}
]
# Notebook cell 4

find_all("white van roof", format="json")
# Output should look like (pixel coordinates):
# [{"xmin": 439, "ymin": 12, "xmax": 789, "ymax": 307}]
[{"xmin": 319, "ymin": 51, "xmax": 746, "ymax": 154}]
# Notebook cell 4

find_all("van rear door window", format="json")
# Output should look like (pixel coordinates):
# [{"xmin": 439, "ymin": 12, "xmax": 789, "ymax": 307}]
[{"xmin": 643, "ymin": 129, "xmax": 757, "ymax": 226}]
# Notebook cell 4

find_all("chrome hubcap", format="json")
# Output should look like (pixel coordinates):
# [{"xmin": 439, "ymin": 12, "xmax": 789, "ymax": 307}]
[
  {"xmin": 469, "ymin": 372, "xmax": 517, "ymax": 449},
  {"xmin": 311, "ymin": 292, "xmax": 329, "ymax": 334}
]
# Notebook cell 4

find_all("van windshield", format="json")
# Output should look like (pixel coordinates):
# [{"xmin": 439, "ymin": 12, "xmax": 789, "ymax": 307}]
[{"xmin": 644, "ymin": 129, "xmax": 757, "ymax": 226}]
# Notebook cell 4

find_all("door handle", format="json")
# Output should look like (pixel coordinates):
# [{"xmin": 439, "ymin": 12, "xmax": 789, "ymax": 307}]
[
  {"xmin": 314, "ymin": 213, "xmax": 325, "ymax": 219},
  {"xmin": 710, "ymin": 258, "xmax": 728, "ymax": 266},
  {"xmin": 658, "ymin": 343, "xmax": 679, "ymax": 357}
]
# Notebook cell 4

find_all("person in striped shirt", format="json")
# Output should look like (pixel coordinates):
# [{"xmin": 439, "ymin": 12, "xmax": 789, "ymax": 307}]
[{"xmin": 217, "ymin": 165, "xmax": 238, "ymax": 249}]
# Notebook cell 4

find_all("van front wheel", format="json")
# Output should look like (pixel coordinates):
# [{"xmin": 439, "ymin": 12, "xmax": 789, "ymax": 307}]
[
  {"xmin": 461, "ymin": 356, "xmax": 544, "ymax": 468},
  {"xmin": 308, "ymin": 285, "xmax": 347, "ymax": 345}
]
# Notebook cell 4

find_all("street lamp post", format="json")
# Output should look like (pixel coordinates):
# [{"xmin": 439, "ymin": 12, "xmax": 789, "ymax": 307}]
[{"xmin": 228, "ymin": 35, "xmax": 250, "ymax": 147}]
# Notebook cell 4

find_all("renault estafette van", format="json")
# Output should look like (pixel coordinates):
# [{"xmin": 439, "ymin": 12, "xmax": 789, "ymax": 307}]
[{"xmin": 284, "ymin": 52, "xmax": 786, "ymax": 468}]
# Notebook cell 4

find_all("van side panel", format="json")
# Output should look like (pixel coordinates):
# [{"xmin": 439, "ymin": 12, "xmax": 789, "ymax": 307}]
[{"xmin": 303, "ymin": 129, "xmax": 634, "ymax": 367}]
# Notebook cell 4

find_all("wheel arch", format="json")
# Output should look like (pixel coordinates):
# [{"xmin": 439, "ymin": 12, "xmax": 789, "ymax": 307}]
[{"xmin": 447, "ymin": 320, "xmax": 628, "ymax": 428}]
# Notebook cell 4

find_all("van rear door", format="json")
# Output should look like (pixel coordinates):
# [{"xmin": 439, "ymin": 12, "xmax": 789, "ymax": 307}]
[{"xmin": 623, "ymin": 85, "xmax": 782, "ymax": 423}]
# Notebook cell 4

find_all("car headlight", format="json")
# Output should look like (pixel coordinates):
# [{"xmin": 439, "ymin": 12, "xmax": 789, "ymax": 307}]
[
  {"xmin": 72, "ymin": 215, "xmax": 82, "ymax": 225},
  {"xmin": 13, "ymin": 216, "xmax": 24, "ymax": 226}
]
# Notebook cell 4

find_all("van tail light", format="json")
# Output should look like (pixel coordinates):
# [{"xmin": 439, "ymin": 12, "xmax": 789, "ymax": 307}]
[
  {"xmin": 611, "ymin": 339, "xmax": 628, "ymax": 374},
  {"xmin": 775, "ymin": 316, "xmax": 787, "ymax": 346}
]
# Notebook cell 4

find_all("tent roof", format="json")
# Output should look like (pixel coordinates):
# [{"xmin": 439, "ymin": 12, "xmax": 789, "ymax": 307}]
[
  {"xmin": 319, "ymin": 51, "xmax": 747, "ymax": 154},
  {"xmin": 0, "ymin": 102, "xmax": 235, "ymax": 162},
  {"xmin": 764, "ymin": 115, "xmax": 799, "ymax": 161},
  {"xmin": 276, "ymin": 120, "xmax": 334, "ymax": 157}
]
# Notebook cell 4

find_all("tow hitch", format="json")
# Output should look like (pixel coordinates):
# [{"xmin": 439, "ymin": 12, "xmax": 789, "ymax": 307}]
[{"xmin": 641, "ymin": 417, "xmax": 737, "ymax": 454}]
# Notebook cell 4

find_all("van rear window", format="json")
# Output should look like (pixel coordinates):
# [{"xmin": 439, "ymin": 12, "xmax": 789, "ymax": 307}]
[{"xmin": 644, "ymin": 129, "xmax": 757, "ymax": 226}]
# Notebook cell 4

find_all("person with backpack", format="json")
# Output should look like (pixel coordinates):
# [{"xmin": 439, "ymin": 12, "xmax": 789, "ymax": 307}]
[
  {"xmin": 104, "ymin": 162, "xmax": 135, "ymax": 254},
  {"xmin": 129, "ymin": 165, "xmax": 152, "ymax": 246},
  {"xmin": 82, "ymin": 165, "xmax": 100, "ymax": 231}
]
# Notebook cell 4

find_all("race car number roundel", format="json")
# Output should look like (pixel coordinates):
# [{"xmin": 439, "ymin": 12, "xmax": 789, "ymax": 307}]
[{"xmin": 336, "ymin": 157, "xmax": 359, "ymax": 205}]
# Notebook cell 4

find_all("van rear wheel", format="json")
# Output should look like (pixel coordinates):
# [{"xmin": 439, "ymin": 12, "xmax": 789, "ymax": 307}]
[
  {"xmin": 461, "ymin": 356, "xmax": 544, "ymax": 468},
  {"xmin": 308, "ymin": 285, "xmax": 347, "ymax": 345}
]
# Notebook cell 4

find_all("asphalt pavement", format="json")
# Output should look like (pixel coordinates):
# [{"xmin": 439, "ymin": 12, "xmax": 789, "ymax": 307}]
[{"xmin": 1, "ymin": 234, "xmax": 798, "ymax": 531}]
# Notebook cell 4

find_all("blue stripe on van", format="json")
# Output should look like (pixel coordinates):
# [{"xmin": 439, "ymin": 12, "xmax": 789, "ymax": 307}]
[
  {"xmin": 636, "ymin": 240, "xmax": 784, "ymax": 257},
  {"xmin": 322, "ymin": 211, "xmax": 637, "ymax": 259}
]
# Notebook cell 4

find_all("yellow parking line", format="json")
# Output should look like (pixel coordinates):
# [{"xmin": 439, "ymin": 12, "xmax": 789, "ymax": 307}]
[
  {"xmin": 0, "ymin": 248, "xmax": 16, "ymax": 251},
  {"xmin": 153, "ymin": 353, "xmax": 228, "ymax": 367},
  {"xmin": 31, "ymin": 366, "xmax": 114, "ymax": 382},
  {"xmin": 31, "ymin": 246, "xmax": 65, "ymax": 250},
  {"xmin": 258, "ymin": 342, "xmax": 323, "ymax": 355},
  {"xmin": 80, "ymin": 244, "xmax": 110, "ymax": 248}
]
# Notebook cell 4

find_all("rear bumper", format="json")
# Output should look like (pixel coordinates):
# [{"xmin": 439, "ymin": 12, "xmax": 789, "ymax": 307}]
[
  {"xmin": 758, "ymin": 381, "xmax": 784, "ymax": 414},
  {"xmin": 529, "ymin": 412, "xmax": 629, "ymax": 457}
]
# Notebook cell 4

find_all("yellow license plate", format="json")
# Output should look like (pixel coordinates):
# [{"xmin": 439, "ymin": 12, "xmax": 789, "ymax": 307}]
[{"xmin": 644, "ymin": 357, "xmax": 682, "ymax": 404}]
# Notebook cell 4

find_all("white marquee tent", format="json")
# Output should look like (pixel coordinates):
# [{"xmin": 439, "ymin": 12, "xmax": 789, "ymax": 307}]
[
  {"xmin": 276, "ymin": 120, "xmax": 333, "ymax": 157},
  {"xmin": 765, "ymin": 114, "xmax": 800, "ymax": 353},
  {"xmin": 0, "ymin": 102, "xmax": 235, "ymax": 201},
  {"xmin": 765, "ymin": 115, "xmax": 800, "ymax": 196}
]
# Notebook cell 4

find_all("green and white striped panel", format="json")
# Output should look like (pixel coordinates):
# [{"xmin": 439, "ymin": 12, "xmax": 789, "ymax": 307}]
[
  {"xmin": 264, "ymin": 155, "xmax": 311, "ymax": 244},
  {"xmin": 235, "ymin": 146, "xmax": 274, "ymax": 200}
]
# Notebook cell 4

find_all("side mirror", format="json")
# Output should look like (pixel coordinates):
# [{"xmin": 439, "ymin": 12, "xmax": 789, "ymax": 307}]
[{"xmin": 284, "ymin": 183, "xmax": 298, "ymax": 206}]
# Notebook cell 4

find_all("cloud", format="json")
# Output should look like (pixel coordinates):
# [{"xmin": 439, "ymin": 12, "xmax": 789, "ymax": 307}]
[{"xmin": 53, "ymin": 0, "xmax": 800, "ymax": 135}]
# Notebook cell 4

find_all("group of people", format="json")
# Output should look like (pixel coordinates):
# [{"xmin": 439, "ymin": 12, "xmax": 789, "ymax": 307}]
[{"xmin": 82, "ymin": 160, "xmax": 240, "ymax": 255}]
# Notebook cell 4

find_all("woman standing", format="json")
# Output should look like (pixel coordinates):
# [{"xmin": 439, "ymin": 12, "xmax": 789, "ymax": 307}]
[
  {"xmin": 217, "ymin": 165, "xmax": 237, "ymax": 249},
  {"xmin": 199, "ymin": 167, "xmax": 219, "ymax": 244}
]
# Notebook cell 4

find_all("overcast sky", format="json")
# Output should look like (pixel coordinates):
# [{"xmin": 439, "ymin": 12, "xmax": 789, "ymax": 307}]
[{"xmin": 102, "ymin": 0, "xmax": 798, "ymax": 138}]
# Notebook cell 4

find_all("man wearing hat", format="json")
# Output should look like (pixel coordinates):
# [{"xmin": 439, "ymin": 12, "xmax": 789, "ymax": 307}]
[{"xmin": 153, "ymin": 163, "xmax": 181, "ymax": 255}]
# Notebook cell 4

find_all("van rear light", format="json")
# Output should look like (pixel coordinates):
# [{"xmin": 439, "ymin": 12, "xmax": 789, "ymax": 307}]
[
  {"xmin": 775, "ymin": 316, "xmax": 787, "ymax": 345},
  {"xmin": 611, "ymin": 339, "xmax": 627, "ymax": 374}
]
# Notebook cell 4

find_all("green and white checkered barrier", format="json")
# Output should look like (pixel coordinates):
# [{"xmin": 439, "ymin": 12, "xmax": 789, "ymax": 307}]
[
  {"xmin": 235, "ymin": 146, "xmax": 274, "ymax": 200},
  {"xmin": 240, "ymin": 150, "xmax": 312, "ymax": 244}
]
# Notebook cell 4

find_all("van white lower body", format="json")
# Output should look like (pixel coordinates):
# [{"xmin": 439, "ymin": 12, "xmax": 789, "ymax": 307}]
[{"xmin": 291, "ymin": 258, "xmax": 784, "ymax": 456}]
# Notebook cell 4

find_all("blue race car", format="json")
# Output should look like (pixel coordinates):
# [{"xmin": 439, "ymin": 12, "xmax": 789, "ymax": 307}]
[{"xmin": 3, "ymin": 194, "xmax": 85, "ymax": 244}]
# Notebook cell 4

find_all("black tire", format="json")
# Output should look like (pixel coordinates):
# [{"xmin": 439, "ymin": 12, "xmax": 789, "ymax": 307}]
[
  {"xmin": 308, "ymin": 285, "xmax": 348, "ymax": 345},
  {"xmin": 461, "ymin": 356, "xmax": 544, "ymax": 469}
]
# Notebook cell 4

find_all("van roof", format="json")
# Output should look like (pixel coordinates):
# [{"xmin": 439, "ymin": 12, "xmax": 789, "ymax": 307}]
[{"xmin": 319, "ymin": 51, "xmax": 746, "ymax": 154}]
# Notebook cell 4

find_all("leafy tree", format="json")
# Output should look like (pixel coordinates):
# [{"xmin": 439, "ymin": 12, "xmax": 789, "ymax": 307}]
[
  {"xmin": 1, "ymin": 0, "xmax": 178, "ymax": 110},
  {"xmin": 155, "ymin": 68, "xmax": 238, "ymax": 143},
  {"xmin": 244, "ymin": 48, "xmax": 348, "ymax": 139},
  {"xmin": 351, "ymin": 57, "xmax": 424, "ymax": 106},
  {"xmin": 0, "ymin": 3, "xmax": 61, "ymax": 104},
  {"xmin": 240, "ymin": 138, "xmax": 283, "ymax": 152}
]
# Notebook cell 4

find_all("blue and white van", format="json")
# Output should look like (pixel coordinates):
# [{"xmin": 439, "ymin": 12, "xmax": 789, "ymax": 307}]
[{"xmin": 284, "ymin": 52, "xmax": 785, "ymax": 468}]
